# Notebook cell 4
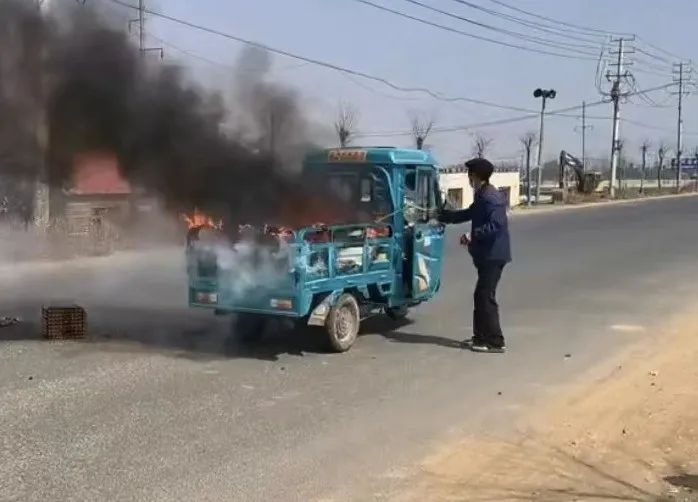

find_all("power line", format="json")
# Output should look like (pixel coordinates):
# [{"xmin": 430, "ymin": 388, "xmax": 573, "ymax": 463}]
[
  {"xmin": 349, "ymin": 0, "xmax": 597, "ymax": 61},
  {"xmin": 635, "ymin": 47, "xmax": 674, "ymax": 65},
  {"xmin": 635, "ymin": 36, "xmax": 687, "ymax": 62},
  {"xmin": 358, "ymin": 1, "xmax": 685, "ymax": 73},
  {"xmin": 393, "ymin": 0, "xmax": 601, "ymax": 54},
  {"xmin": 142, "ymin": 29, "xmax": 462, "ymax": 107},
  {"xmin": 147, "ymin": 31, "xmax": 443, "ymax": 116},
  {"xmin": 627, "ymin": 75, "xmax": 674, "ymax": 108},
  {"xmin": 357, "ymin": 83, "xmax": 674, "ymax": 138},
  {"xmin": 633, "ymin": 67, "xmax": 674, "ymax": 79},
  {"xmin": 622, "ymin": 117, "xmax": 698, "ymax": 136},
  {"xmin": 100, "ymin": 0, "xmax": 679, "ymax": 143},
  {"xmin": 633, "ymin": 57, "xmax": 673, "ymax": 74},
  {"xmin": 143, "ymin": 32, "xmax": 308, "ymax": 73},
  {"xmin": 487, "ymin": 0, "xmax": 631, "ymax": 37},
  {"xmin": 340, "ymin": 74, "xmax": 422, "ymax": 102},
  {"xmin": 103, "ymin": 0, "xmax": 588, "ymax": 113},
  {"xmin": 357, "ymin": 113, "xmax": 539, "ymax": 138},
  {"xmin": 139, "ymin": 20, "xmax": 523, "ymax": 112},
  {"xmin": 444, "ymin": 0, "xmax": 607, "ymax": 45},
  {"xmin": 487, "ymin": 0, "xmax": 687, "ymax": 67},
  {"xmin": 358, "ymin": 101, "xmax": 608, "ymax": 138}
]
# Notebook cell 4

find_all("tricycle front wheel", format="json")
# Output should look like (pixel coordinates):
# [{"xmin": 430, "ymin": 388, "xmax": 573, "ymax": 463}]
[{"xmin": 325, "ymin": 293, "xmax": 360, "ymax": 352}]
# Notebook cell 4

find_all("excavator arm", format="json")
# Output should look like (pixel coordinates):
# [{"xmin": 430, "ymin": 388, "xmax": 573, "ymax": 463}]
[{"xmin": 558, "ymin": 151, "xmax": 600, "ymax": 194}]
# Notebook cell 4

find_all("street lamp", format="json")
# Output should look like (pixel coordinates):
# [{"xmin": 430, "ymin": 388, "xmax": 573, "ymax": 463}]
[{"xmin": 533, "ymin": 88, "xmax": 556, "ymax": 204}]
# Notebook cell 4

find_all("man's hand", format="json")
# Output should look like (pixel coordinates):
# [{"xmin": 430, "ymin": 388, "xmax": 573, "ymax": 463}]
[{"xmin": 459, "ymin": 232, "xmax": 471, "ymax": 247}]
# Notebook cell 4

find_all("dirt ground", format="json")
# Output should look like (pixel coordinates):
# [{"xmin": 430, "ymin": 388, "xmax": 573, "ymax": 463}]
[{"xmin": 392, "ymin": 312, "xmax": 698, "ymax": 502}]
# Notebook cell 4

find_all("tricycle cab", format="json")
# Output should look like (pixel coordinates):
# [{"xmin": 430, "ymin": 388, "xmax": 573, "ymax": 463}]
[{"xmin": 187, "ymin": 147, "xmax": 447, "ymax": 351}]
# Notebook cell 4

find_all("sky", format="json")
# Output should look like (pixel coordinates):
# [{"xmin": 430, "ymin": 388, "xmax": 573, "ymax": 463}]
[{"xmin": 111, "ymin": 0, "xmax": 698, "ymax": 165}]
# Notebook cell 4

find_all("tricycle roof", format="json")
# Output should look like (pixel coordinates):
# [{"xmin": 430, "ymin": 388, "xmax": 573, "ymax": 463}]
[{"xmin": 304, "ymin": 147, "xmax": 438, "ymax": 167}]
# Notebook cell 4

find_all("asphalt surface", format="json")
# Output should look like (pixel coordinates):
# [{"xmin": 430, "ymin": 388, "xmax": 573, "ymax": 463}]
[{"xmin": 2, "ymin": 195, "xmax": 698, "ymax": 502}]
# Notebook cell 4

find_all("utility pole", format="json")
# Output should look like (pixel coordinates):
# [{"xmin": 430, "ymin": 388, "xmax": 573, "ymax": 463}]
[
  {"xmin": 129, "ymin": 0, "xmax": 163, "ymax": 58},
  {"xmin": 574, "ymin": 101, "xmax": 593, "ymax": 172},
  {"xmin": 640, "ymin": 141, "xmax": 648, "ymax": 194},
  {"xmin": 533, "ymin": 88, "xmax": 556, "ymax": 204},
  {"xmin": 672, "ymin": 62, "xmax": 694, "ymax": 192},
  {"xmin": 606, "ymin": 37, "xmax": 634, "ymax": 198}
]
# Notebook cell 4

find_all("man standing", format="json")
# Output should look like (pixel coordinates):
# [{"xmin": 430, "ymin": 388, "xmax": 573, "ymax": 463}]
[{"xmin": 439, "ymin": 158, "xmax": 511, "ymax": 353}]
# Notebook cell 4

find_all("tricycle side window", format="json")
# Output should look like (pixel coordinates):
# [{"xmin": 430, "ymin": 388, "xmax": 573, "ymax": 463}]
[{"xmin": 404, "ymin": 166, "xmax": 439, "ymax": 224}]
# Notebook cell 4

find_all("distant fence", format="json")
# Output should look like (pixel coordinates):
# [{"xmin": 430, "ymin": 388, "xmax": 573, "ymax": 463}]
[{"xmin": 440, "ymin": 165, "xmax": 520, "ymax": 174}]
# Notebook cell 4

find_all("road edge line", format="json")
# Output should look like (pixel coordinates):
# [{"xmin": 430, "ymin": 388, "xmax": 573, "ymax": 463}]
[{"xmin": 510, "ymin": 191, "xmax": 698, "ymax": 218}]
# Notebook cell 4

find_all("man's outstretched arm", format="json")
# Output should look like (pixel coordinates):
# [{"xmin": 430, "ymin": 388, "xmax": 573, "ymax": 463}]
[{"xmin": 438, "ymin": 204, "xmax": 473, "ymax": 224}]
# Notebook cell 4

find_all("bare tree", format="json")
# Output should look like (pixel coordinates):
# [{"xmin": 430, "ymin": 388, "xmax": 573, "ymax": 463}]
[
  {"xmin": 657, "ymin": 141, "xmax": 669, "ymax": 191},
  {"xmin": 334, "ymin": 103, "xmax": 358, "ymax": 148},
  {"xmin": 639, "ymin": 139, "xmax": 651, "ymax": 194},
  {"xmin": 409, "ymin": 112, "xmax": 434, "ymax": 150},
  {"xmin": 519, "ymin": 132, "xmax": 537, "ymax": 206},
  {"xmin": 472, "ymin": 133, "xmax": 493, "ymax": 158}
]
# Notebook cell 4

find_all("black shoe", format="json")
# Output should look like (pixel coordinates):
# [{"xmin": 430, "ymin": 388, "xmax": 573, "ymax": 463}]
[
  {"xmin": 470, "ymin": 343, "xmax": 506, "ymax": 353},
  {"xmin": 462, "ymin": 337, "xmax": 481, "ymax": 348}
]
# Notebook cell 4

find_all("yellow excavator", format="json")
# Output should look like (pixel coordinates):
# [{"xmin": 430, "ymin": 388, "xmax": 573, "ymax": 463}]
[{"xmin": 558, "ymin": 150, "xmax": 602, "ymax": 194}]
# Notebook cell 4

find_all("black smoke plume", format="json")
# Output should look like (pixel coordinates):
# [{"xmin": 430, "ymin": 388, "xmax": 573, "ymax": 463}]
[{"xmin": 0, "ymin": 0, "xmax": 333, "ymax": 226}]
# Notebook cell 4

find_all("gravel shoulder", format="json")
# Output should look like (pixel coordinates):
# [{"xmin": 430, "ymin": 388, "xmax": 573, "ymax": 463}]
[{"xmin": 390, "ymin": 308, "xmax": 698, "ymax": 502}]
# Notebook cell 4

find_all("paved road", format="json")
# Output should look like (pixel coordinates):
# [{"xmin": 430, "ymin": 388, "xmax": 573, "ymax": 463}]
[{"xmin": 2, "ymin": 196, "xmax": 698, "ymax": 502}]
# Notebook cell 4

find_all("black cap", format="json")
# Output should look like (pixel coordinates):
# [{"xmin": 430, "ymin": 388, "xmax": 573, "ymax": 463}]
[{"xmin": 465, "ymin": 157, "xmax": 494, "ymax": 182}]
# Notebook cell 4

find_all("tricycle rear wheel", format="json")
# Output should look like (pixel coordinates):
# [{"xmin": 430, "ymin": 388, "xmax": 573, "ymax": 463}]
[{"xmin": 325, "ymin": 293, "xmax": 360, "ymax": 352}]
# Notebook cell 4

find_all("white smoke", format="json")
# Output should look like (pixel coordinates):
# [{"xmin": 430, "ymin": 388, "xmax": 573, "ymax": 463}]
[{"xmin": 190, "ymin": 236, "xmax": 295, "ymax": 301}]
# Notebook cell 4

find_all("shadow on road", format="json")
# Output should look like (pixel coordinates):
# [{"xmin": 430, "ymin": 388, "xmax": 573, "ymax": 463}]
[
  {"xmin": 0, "ymin": 303, "xmax": 305, "ymax": 362},
  {"xmin": 361, "ymin": 316, "xmax": 464, "ymax": 349},
  {"xmin": 0, "ymin": 304, "xmax": 465, "ymax": 361}
]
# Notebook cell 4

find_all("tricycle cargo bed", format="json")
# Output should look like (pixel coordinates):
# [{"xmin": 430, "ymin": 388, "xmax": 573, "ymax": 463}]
[{"xmin": 187, "ymin": 223, "xmax": 397, "ymax": 318}]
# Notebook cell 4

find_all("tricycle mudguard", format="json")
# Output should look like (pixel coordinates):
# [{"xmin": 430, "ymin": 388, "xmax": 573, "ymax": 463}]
[{"xmin": 307, "ymin": 290, "xmax": 343, "ymax": 326}]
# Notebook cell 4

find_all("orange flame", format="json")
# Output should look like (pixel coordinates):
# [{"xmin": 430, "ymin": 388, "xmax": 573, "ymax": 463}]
[{"xmin": 182, "ymin": 208, "xmax": 222, "ymax": 230}]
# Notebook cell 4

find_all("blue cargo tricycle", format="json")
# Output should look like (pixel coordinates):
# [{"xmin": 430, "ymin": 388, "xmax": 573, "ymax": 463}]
[{"xmin": 186, "ymin": 147, "xmax": 447, "ymax": 352}]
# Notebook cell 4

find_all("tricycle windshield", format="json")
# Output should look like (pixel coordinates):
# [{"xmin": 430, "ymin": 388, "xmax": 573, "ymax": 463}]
[
  {"xmin": 404, "ymin": 166, "xmax": 442, "ymax": 224},
  {"xmin": 305, "ymin": 164, "xmax": 394, "ymax": 224}
]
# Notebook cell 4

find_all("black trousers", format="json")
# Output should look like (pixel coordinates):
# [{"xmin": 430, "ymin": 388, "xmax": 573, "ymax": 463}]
[{"xmin": 473, "ymin": 262, "xmax": 505, "ymax": 347}]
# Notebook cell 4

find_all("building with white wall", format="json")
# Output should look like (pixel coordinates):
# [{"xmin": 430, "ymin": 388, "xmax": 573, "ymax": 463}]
[{"xmin": 439, "ymin": 166, "xmax": 520, "ymax": 209}]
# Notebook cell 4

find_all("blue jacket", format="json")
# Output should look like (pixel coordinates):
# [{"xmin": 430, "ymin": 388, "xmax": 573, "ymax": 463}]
[{"xmin": 439, "ymin": 184, "xmax": 512, "ymax": 266}]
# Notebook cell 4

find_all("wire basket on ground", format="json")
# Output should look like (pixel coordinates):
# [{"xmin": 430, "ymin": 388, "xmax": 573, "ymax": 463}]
[{"xmin": 41, "ymin": 305, "xmax": 87, "ymax": 340}]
